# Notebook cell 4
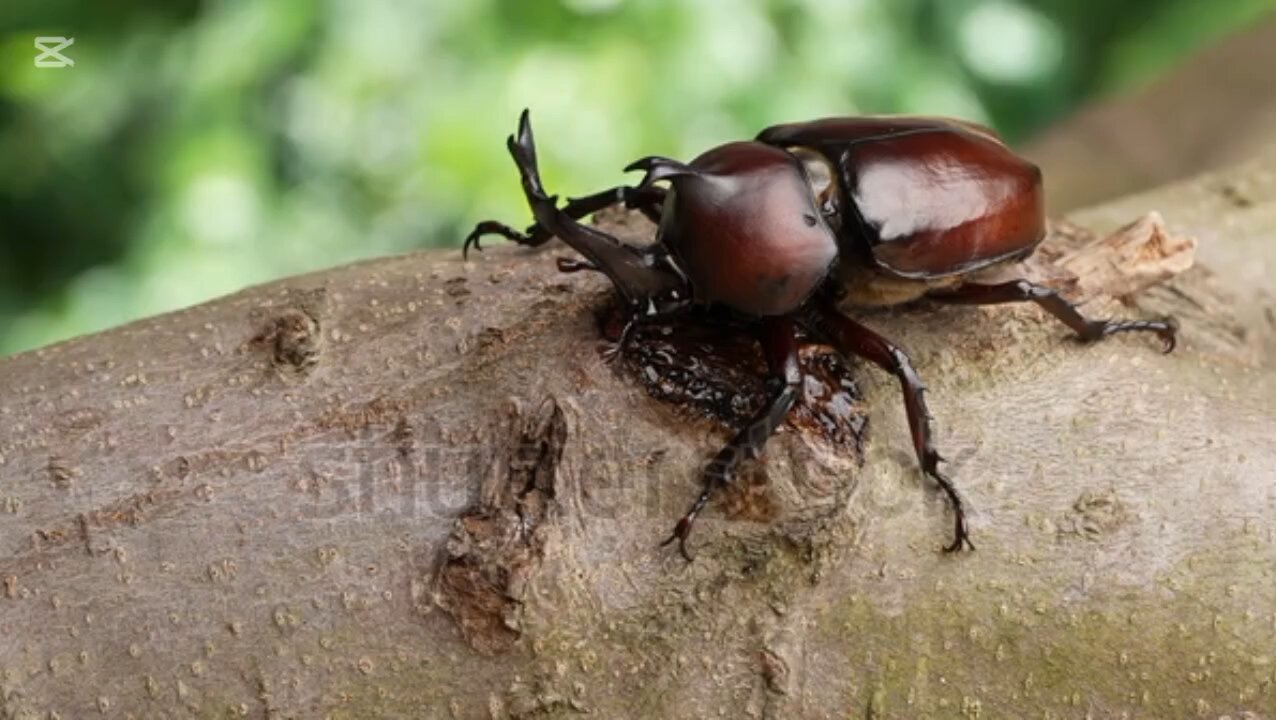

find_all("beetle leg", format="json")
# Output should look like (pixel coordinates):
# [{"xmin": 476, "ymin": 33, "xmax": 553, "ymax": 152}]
[
  {"xmin": 492, "ymin": 110, "xmax": 688, "ymax": 313},
  {"xmin": 559, "ymin": 257, "xmax": 695, "ymax": 362},
  {"xmin": 600, "ymin": 295, "xmax": 697, "ymax": 364},
  {"xmin": 463, "ymin": 180, "xmax": 666, "ymax": 258},
  {"xmin": 928, "ymin": 280, "xmax": 1178, "ymax": 353},
  {"xmin": 556, "ymin": 257, "xmax": 600, "ymax": 274},
  {"xmin": 565, "ymin": 185, "xmax": 666, "ymax": 224},
  {"xmin": 805, "ymin": 297, "xmax": 974, "ymax": 553},
  {"xmin": 662, "ymin": 316, "xmax": 802, "ymax": 561}
]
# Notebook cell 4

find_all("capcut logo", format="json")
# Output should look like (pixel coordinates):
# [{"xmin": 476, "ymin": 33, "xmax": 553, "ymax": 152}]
[{"xmin": 34, "ymin": 36, "xmax": 75, "ymax": 68}]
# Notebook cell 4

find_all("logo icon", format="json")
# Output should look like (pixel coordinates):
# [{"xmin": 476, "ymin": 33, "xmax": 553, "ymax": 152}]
[{"xmin": 34, "ymin": 37, "xmax": 75, "ymax": 68}]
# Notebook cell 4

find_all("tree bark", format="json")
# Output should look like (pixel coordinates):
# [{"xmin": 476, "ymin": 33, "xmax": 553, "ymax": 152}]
[{"xmin": 1, "ymin": 149, "xmax": 1274, "ymax": 719}]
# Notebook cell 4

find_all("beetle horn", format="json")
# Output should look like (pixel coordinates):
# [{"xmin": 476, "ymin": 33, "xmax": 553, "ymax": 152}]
[
  {"xmin": 626, "ymin": 156, "xmax": 699, "ymax": 191},
  {"xmin": 505, "ymin": 108, "xmax": 552, "ymax": 201}
]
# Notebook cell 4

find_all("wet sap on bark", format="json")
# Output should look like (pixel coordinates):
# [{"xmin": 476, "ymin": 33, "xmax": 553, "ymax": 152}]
[{"xmin": 601, "ymin": 303, "xmax": 869, "ymax": 453}]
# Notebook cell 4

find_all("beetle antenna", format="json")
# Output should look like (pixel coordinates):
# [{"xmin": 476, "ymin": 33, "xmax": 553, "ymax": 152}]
[{"xmin": 625, "ymin": 156, "xmax": 698, "ymax": 191}]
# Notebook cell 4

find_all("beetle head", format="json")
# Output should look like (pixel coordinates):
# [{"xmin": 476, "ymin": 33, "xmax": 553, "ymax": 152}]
[{"xmin": 626, "ymin": 142, "xmax": 839, "ymax": 317}]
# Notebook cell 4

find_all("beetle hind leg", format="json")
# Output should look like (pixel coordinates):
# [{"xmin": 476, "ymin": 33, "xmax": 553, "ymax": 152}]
[
  {"xmin": 663, "ymin": 317, "xmax": 803, "ymax": 561},
  {"xmin": 928, "ymin": 280, "xmax": 1177, "ymax": 353}
]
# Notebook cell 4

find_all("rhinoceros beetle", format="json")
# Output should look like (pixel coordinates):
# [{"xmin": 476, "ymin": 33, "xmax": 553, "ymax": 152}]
[{"xmin": 465, "ymin": 110, "xmax": 1177, "ymax": 559}]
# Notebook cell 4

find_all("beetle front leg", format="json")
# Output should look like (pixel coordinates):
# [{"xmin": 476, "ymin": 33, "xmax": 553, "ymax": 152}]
[
  {"xmin": 663, "ymin": 316, "xmax": 802, "ymax": 561},
  {"xmin": 463, "ymin": 181, "xmax": 666, "ymax": 258},
  {"xmin": 807, "ymin": 298, "xmax": 973, "ymax": 553},
  {"xmin": 928, "ymin": 280, "xmax": 1178, "ymax": 352}
]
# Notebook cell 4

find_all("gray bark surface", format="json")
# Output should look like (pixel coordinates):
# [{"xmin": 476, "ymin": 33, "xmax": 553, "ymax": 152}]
[{"xmin": 1, "ymin": 148, "xmax": 1274, "ymax": 719}]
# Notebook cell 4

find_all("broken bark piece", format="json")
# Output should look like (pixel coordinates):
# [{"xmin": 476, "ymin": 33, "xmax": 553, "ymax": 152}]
[
  {"xmin": 1056, "ymin": 211, "xmax": 1197, "ymax": 300},
  {"xmin": 974, "ymin": 211, "xmax": 1197, "ymax": 305},
  {"xmin": 435, "ymin": 398, "xmax": 566, "ymax": 655}
]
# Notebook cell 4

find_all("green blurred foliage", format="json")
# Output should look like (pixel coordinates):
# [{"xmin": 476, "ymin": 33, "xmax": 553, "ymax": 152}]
[{"xmin": 0, "ymin": 0, "xmax": 1271, "ymax": 356}]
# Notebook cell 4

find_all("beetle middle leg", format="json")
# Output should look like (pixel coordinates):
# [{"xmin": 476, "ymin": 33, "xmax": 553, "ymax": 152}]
[
  {"xmin": 663, "ymin": 316, "xmax": 802, "ymax": 561},
  {"xmin": 928, "ymin": 280, "xmax": 1178, "ymax": 352},
  {"xmin": 806, "ymin": 296, "xmax": 973, "ymax": 553}
]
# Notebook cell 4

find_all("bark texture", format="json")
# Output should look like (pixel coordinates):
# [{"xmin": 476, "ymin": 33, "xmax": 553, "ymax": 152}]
[{"xmin": 1, "ymin": 148, "xmax": 1274, "ymax": 719}]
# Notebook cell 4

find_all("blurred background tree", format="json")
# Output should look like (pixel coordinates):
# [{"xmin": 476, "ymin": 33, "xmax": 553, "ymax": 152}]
[{"xmin": 0, "ymin": 0, "xmax": 1271, "ymax": 356}]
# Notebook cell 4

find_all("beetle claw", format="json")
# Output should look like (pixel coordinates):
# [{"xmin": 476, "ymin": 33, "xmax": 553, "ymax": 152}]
[
  {"xmin": 943, "ymin": 529, "xmax": 975, "ymax": 554},
  {"xmin": 660, "ymin": 517, "xmax": 696, "ymax": 562},
  {"xmin": 462, "ymin": 220, "xmax": 534, "ymax": 259},
  {"xmin": 462, "ymin": 227, "xmax": 493, "ymax": 259},
  {"xmin": 601, "ymin": 314, "xmax": 638, "ymax": 362},
  {"xmin": 1159, "ymin": 316, "xmax": 1179, "ymax": 354},
  {"xmin": 600, "ymin": 339, "xmax": 628, "ymax": 363},
  {"xmin": 926, "ymin": 467, "xmax": 974, "ymax": 554},
  {"xmin": 941, "ymin": 496, "xmax": 974, "ymax": 553}
]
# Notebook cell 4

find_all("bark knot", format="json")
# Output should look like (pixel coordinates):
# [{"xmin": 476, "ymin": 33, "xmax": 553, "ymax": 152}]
[{"xmin": 251, "ymin": 307, "xmax": 322, "ymax": 374}]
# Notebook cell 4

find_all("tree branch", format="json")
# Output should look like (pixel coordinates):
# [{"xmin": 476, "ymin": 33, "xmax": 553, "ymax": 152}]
[{"xmin": 1, "ymin": 150, "xmax": 1273, "ymax": 718}]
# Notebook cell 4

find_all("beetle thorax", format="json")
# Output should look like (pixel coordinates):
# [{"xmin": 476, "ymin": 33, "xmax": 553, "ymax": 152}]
[{"xmin": 655, "ymin": 142, "xmax": 839, "ymax": 317}]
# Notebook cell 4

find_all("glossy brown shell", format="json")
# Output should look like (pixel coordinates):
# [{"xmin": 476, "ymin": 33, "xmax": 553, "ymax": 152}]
[
  {"xmin": 758, "ymin": 117, "xmax": 1045, "ymax": 279},
  {"xmin": 660, "ymin": 142, "xmax": 839, "ymax": 316}
]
